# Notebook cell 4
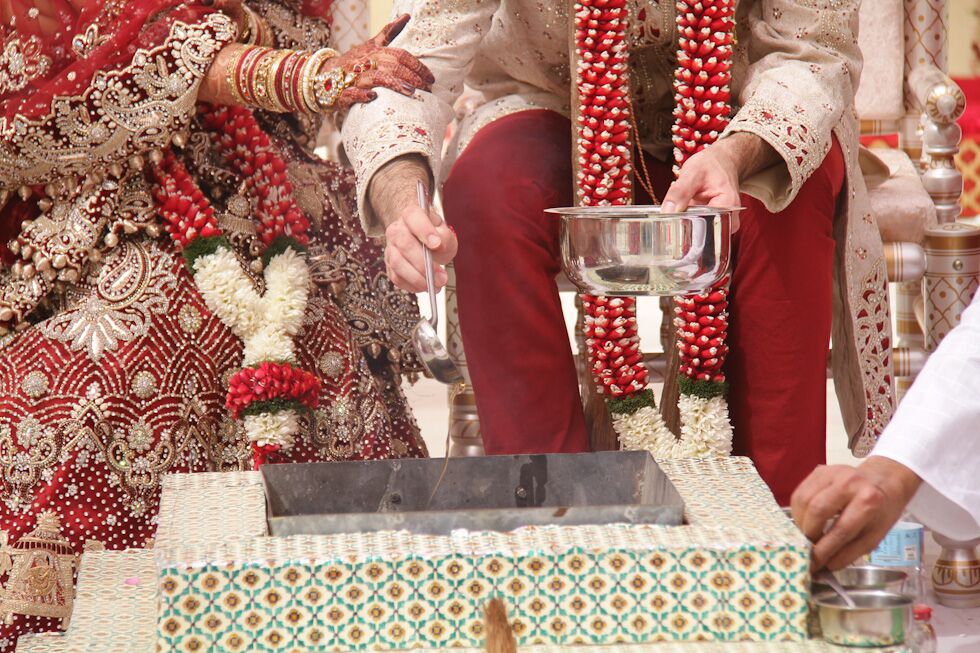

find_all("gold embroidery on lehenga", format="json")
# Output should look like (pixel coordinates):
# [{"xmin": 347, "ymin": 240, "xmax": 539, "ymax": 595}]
[
  {"xmin": 62, "ymin": 393, "xmax": 218, "ymax": 515},
  {"xmin": 71, "ymin": 24, "xmax": 111, "ymax": 60},
  {"xmin": 20, "ymin": 371, "xmax": 49, "ymax": 399},
  {"xmin": 0, "ymin": 34, "xmax": 51, "ymax": 95},
  {"xmin": 1, "ymin": 14, "xmax": 226, "ymax": 328},
  {"xmin": 109, "ymin": 174, "xmax": 159, "ymax": 240},
  {"xmin": 13, "ymin": 179, "xmax": 120, "ymax": 285},
  {"xmin": 177, "ymin": 304, "xmax": 203, "ymax": 334},
  {"xmin": 38, "ymin": 242, "xmax": 173, "ymax": 361},
  {"xmin": 308, "ymin": 243, "xmax": 418, "ymax": 357},
  {"xmin": 0, "ymin": 14, "xmax": 234, "ymax": 188},
  {"xmin": 0, "ymin": 421, "xmax": 59, "ymax": 513},
  {"xmin": 130, "ymin": 370, "xmax": 158, "ymax": 399},
  {"xmin": 313, "ymin": 398, "xmax": 364, "ymax": 459},
  {"xmin": 251, "ymin": 1, "xmax": 332, "ymax": 50},
  {"xmin": 318, "ymin": 352, "xmax": 345, "ymax": 378},
  {"xmin": 0, "ymin": 512, "xmax": 78, "ymax": 628},
  {"xmin": 0, "ymin": 270, "xmax": 52, "ymax": 329},
  {"xmin": 286, "ymin": 162, "xmax": 327, "ymax": 226}
]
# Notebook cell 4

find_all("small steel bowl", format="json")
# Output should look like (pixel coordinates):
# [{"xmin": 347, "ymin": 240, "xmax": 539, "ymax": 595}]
[
  {"xmin": 814, "ymin": 590, "xmax": 912, "ymax": 647},
  {"xmin": 547, "ymin": 205, "xmax": 738, "ymax": 296},
  {"xmin": 812, "ymin": 566, "xmax": 908, "ymax": 595}
]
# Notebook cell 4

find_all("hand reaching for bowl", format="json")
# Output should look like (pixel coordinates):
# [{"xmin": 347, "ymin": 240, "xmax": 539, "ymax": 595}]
[
  {"xmin": 662, "ymin": 133, "xmax": 780, "ymax": 232},
  {"xmin": 790, "ymin": 457, "xmax": 922, "ymax": 570}
]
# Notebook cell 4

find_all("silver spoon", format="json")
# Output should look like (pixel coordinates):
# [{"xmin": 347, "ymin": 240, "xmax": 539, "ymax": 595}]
[
  {"xmin": 814, "ymin": 569, "xmax": 858, "ymax": 608},
  {"xmin": 411, "ymin": 181, "xmax": 464, "ymax": 386}
]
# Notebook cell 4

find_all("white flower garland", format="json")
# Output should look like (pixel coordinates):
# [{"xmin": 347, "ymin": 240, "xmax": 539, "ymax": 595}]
[
  {"xmin": 614, "ymin": 396, "xmax": 733, "ymax": 460},
  {"xmin": 192, "ymin": 245, "xmax": 311, "ymax": 451},
  {"xmin": 243, "ymin": 410, "xmax": 301, "ymax": 450},
  {"xmin": 677, "ymin": 394, "xmax": 733, "ymax": 457}
]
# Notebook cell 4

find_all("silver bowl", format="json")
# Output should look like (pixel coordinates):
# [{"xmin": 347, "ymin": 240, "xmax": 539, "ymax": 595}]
[
  {"xmin": 812, "ymin": 566, "xmax": 908, "ymax": 596},
  {"xmin": 547, "ymin": 205, "xmax": 738, "ymax": 296},
  {"xmin": 815, "ymin": 590, "xmax": 912, "ymax": 647}
]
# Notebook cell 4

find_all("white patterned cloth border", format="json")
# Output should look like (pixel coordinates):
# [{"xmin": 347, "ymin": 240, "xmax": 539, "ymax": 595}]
[
  {"xmin": 153, "ymin": 471, "xmax": 267, "ymax": 550},
  {"xmin": 152, "ymin": 457, "xmax": 807, "ymax": 567},
  {"xmin": 18, "ymin": 550, "xmax": 157, "ymax": 653}
]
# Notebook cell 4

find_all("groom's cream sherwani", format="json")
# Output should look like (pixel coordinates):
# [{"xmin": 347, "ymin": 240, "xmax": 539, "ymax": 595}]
[{"xmin": 342, "ymin": 0, "xmax": 894, "ymax": 455}]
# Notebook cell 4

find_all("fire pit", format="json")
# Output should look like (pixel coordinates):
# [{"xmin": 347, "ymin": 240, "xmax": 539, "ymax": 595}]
[{"xmin": 262, "ymin": 450, "xmax": 684, "ymax": 536}]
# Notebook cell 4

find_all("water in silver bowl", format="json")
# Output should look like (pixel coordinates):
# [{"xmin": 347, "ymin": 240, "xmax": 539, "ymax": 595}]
[{"xmin": 547, "ymin": 205, "xmax": 738, "ymax": 296}]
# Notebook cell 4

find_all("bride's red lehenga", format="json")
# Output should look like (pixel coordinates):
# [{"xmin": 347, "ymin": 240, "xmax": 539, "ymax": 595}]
[{"xmin": 0, "ymin": 1, "xmax": 425, "ymax": 646}]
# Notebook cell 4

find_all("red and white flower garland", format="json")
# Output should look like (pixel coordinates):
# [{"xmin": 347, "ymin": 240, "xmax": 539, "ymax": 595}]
[
  {"xmin": 574, "ymin": 0, "xmax": 672, "ymax": 448},
  {"xmin": 574, "ymin": 0, "xmax": 735, "ymax": 457},
  {"xmin": 150, "ymin": 104, "xmax": 320, "ymax": 469},
  {"xmin": 670, "ymin": 0, "xmax": 735, "ymax": 455}
]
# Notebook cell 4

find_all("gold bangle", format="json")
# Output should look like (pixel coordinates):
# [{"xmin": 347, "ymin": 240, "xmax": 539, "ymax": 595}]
[
  {"xmin": 238, "ymin": 6, "xmax": 270, "ymax": 46},
  {"xmin": 252, "ymin": 49, "xmax": 287, "ymax": 112},
  {"xmin": 236, "ymin": 46, "xmax": 269, "ymax": 106},
  {"xmin": 300, "ymin": 48, "xmax": 341, "ymax": 114},
  {"xmin": 276, "ymin": 50, "xmax": 306, "ymax": 112},
  {"xmin": 226, "ymin": 46, "xmax": 248, "ymax": 106},
  {"xmin": 263, "ymin": 50, "xmax": 293, "ymax": 112}
]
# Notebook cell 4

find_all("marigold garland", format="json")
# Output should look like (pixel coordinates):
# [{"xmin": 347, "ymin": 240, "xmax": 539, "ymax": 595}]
[{"xmin": 149, "ymin": 104, "xmax": 319, "ymax": 468}]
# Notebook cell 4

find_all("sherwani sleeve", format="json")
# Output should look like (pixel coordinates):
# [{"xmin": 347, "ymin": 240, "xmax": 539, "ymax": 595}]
[
  {"xmin": 871, "ymin": 293, "xmax": 980, "ymax": 542},
  {"xmin": 340, "ymin": 0, "xmax": 499, "ymax": 236},
  {"xmin": 721, "ymin": 0, "xmax": 861, "ymax": 212}
]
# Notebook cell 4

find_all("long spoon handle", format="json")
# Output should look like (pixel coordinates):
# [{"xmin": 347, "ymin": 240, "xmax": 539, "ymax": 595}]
[
  {"xmin": 416, "ymin": 181, "xmax": 439, "ymax": 330},
  {"xmin": 815, "ymin": 570, "xmax": 857, "ymax": 608}
]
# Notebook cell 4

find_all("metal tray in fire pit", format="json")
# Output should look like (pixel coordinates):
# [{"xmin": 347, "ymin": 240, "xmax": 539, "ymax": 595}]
[{"xmin": 262, "ymin": 451, "xmax": 685, "ymax": 536}]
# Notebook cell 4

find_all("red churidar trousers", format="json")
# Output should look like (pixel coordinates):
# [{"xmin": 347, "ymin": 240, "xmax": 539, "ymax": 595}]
[{"xmin": 442, "ymin": 109, "xmax": 845, "ymax": 505}]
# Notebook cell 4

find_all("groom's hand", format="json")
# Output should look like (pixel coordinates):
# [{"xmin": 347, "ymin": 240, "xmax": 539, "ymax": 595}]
[
  {"xmin": 662, "ymin": 132, "xmax": 780, "ymax": 233},
  {"xmin": 370, "ymin": 155, "xmax": 458, "ymax": 293}
]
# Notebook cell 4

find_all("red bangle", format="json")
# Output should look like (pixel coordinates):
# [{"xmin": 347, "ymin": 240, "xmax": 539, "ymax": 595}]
[
  {"xmin": 275, "ymin": 51, "xmax": 306, "ymax": 113},
  {"xmin": 288, "ymin": 52, "xmax": 311, "ymax": 114},
  {"xmin": 236, "ymin": 46, "xmax": 268, "ymax": 107}
]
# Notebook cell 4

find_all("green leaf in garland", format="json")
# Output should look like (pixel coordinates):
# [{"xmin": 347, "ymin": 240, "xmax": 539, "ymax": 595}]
[
  {"xmin": 240, "ymin": 398, "xmax": 308, "ymax": 418},
  {"xmin": 678, "ymin": 375, "xmax": 728, "ymax": 399},
  {"xmin": 184, "ymin": 235, "xmax": 232, "ymax": 271},
  {"xmin": 608, "ymin": 388, "xmax": 657, "ymax": 415},
  {"xmin": 262, "ymin": 235, "xmax": 308, "ymax": 268}
]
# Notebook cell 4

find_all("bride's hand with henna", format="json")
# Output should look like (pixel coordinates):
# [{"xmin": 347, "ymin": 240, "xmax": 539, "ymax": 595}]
[
  {"xmin": 324, "ymin": 14, "xmax": 434, "ymax": 112},
  {"xmin": 197, "ymin": 9, "xmax": 432, "ymax": 113}
]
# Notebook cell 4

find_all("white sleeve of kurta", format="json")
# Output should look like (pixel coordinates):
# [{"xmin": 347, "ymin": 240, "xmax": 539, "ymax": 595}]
[
  {"xmin": 340, "ymin": 0, "xmax": 499, "ymax": 236},
  {"xmin": 871, "ymin": 293, "xmax": 980, "ymax": 542}
]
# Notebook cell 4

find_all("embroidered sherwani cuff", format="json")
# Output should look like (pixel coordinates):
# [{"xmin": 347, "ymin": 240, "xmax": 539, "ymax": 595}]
[
  {"xmin": 719, "ymin": 0, "xmax": 860, "ymax": 215},
  {"xmin": 342, "ymin": 90, "xmax": 449, "ymax": 237},
  {"xmin": 720, "ymin": 100, "xmax": 831, "ymax": 215}
]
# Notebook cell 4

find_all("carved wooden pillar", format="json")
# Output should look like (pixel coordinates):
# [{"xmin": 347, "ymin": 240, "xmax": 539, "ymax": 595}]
[
  {"xmin": 885, "ymin": 243, "xmax": 928, "ymax": 401},
  {"xmin": 918, "ymin": 76, "xmax": 966, "ymax": 224},
  {"xmin": 923, "ymin": 223, "xmax": 980, "ymax": 352}
]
